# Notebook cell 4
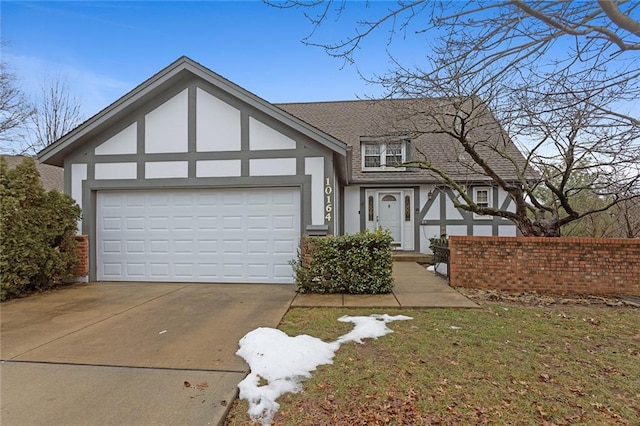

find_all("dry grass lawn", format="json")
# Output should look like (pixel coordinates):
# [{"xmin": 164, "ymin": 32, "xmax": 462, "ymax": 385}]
[{"xmin": 225, "ymin": 302, "xmax": 639, "ymax": 425}]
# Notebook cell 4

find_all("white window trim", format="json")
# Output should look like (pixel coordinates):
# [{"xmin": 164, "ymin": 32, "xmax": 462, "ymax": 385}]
[
  {"xmin": 473, "ymin": 186, "xmax": 492, "ymax": 220},
  {"xmin": 361, "ymin": 141, "xmax": 407, "ymax": 171}
]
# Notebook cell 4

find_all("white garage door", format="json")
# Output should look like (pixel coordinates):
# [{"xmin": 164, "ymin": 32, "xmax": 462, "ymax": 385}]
[{"xmin": 97, "ymin": 188, "xmax": 300, "ymax": 283}]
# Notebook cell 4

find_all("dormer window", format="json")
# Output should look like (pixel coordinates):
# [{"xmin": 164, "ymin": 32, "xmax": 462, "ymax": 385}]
[
  {"xmin": 361, "ymin": 137, "xmax": 408, "ymax": 171},
  {"xmin": 473, "ymin": 186, "xmax": 492, "ymax": 219}
]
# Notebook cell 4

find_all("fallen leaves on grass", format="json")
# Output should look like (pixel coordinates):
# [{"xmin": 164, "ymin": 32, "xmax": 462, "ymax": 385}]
[
  {"xmin": 458, "ymin": 288, "xmax": 638, "ymax": 308},
  {"xmin": 224, "ymin": 305, "xmax": 640, "ymax": 425}
]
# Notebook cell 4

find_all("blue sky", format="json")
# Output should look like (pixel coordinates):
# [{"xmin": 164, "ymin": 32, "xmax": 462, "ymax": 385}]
[{"xmin": 3, "ymin": 1, "xmax": 426, "ymax": 119}]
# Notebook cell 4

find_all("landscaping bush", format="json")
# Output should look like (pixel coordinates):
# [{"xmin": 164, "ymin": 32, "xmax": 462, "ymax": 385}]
[
  {"xmin": 429, "ymin": 236, "xmax": 448, "ymax": 251},
  {"xmin": 292, "ymin": 228, "xmax": 394, "ymax": 294},
  {"xmin": 0, "ymin": 157, "xmax": 81, "ymax": 301}
]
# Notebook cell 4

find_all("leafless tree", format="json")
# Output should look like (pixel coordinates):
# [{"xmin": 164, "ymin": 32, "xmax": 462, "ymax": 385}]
[
  {"xmin": 613, "ymin": 197, "xmax": 640, "ymax": 238},
  {"xmin": 28, "ymin": 77, "xmax": 82, "ymax": 153},
  {"xmin": 270, "ymin": 0, "xmax": 640, "ymax": 237},
  {"xmin": 0, "ymin": 61, "xmax": 35, "ymax": 152}
]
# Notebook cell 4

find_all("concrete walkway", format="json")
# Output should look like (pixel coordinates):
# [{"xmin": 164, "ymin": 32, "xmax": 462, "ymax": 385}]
[{"xmin": 291, "ymin": 262, "xmax": 478, "ymax": 308}]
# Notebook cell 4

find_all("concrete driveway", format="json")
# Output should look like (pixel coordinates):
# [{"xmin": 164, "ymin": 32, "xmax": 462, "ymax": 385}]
[{"xmin": 0, "ymin": 282, "xmax": 295, "ymax": 425}]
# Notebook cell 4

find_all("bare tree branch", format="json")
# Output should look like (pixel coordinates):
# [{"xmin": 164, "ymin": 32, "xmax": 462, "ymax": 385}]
[
  {"xmin": 27, "ymin": 77, "xmax": 83, "ymax": 154},
  {"xmin": 275, "ymin": 0, "xmax": 640, "ymax": 236},
  {"xmin": 0, "ymin": 61, "xmax": 35, "ymax": 152}
]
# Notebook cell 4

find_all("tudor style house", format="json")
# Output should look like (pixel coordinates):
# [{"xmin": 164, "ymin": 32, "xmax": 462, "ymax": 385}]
[{"xmin": 39, "ymin": 57, "xmax": 525, "ymax": 284}]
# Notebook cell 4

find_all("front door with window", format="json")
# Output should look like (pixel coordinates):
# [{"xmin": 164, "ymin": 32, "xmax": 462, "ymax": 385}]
[
  {"xmin": 365, "ymin": 189, "xmax": 414, "ymax": 251},
  {"xmin": 378, "ymin": 192, "xmax": 402, "ymax": 246}
]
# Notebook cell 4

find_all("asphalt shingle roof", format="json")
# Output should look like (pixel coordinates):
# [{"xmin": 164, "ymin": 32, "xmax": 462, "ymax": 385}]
[
  {"xmin": 1, "ymin": 155, "xmax": 64, "ymax": 192},
  {"xmin": 277, "ymin": 98, "xmax": 529, "ymax": 184}
]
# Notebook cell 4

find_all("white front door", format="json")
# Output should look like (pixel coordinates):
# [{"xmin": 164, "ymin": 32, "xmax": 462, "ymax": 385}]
[{"xmin": 378, "ymin": 192, "xmax": 402, "ymax": 246}]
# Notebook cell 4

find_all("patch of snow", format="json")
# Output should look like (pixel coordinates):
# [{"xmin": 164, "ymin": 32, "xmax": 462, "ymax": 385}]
[
  {"xmin": 426, "ymin": 265, "xmax": 435, "ymax": 271},
  {"xmin": 235, "ymin": 314, "xmax": 412, "ymax": 425},
  {"xmin": 434, "ymin": 262, "xmax": 448, "ymax": 275},
  {"xmin": 336, "ymin": 314, "xmax": 413, "ymax": 344}
]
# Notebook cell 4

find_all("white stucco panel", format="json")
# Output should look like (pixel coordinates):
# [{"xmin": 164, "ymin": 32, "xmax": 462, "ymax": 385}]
[
  {"xmin": 196, "ymin": 88, "xmax": 241, "ymax": 152},
  {"xmin": 249, "ymin": 158, "xmax": 296, "ymax": 176},
  {"xmin": 445, "ymin": 193, "xmax": 465, "ymax": 220},
  {"xmin": 499, "ymin": 225, "xmax": 517, "ymax": 236},
  {"xmin": 343, "ymin": 186, "xmax": 361, "ymax": 234},
  {"xmin": 420, "ymin": 225, "xmax": 442, "ymax": 254},
  {"xmin": 196, "ymin": 160, "xmax": 241, "ymax": 177},
  {"xmin": 305, "ymin": 157, "xmax": 324, "ymax": 225},
  {"xmin": 498, "ymin": 188, "xmax": 516, "ymax": 213},
  {"xmin": 95, "ymin": 163, "xmax": 137, "ymax": 180},
  {"xmin": 71, "ymin": 163, "xmax": 87, "ymax": 233},
  {"xmin": 446, "ymin": 225, "xmax": 468, "ymax": 236},
  {"xmin": 145, "ymin": 89, "xmax": 188, "ymax": 153},
  {"xmin": 145, "ymin": 161, "xmax": 188, "ymax": 179},
  {"xmin": 249, "ymin": 117, "xmax": 296, "ymax": 151},
  {"xmin": 473, "ymin": 225, "xmax": 493, "ymax": 236},
  {"xmin": 423, "ymin": 193, "xmax": 440, "ymax": 220},
  {"xmin": 95, "ymin": 123, "xmax": 137, "ymax": 155}
]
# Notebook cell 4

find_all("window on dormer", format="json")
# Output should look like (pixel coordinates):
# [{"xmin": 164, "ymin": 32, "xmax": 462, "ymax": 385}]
[
  {"xmin": 364, "ymin": 143, "xmax": 381, "ymax": 168},
  {"xmin": 473, "ymin": 187, "xmax": 492, "ymax": 219},
  {"xmin": 361, "ymin": 139, "xmax": 407, "ymax": 171},
  {"xmin": 476, "ymin": 188, "xmax": 489, "ymax": 208}
]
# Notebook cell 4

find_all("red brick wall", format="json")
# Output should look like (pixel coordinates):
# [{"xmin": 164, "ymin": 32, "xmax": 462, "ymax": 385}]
[
  {"xmin": 449, "ymin": 236, "xmax": 640, "ymax": 296},
  {"xmin": 74, "ymin": 235, "xmax": 89, "ymax": 277}
]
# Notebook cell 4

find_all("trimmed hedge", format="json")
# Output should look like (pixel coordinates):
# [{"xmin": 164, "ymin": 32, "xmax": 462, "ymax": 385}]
[
  {"xmin": 291, "ymin": 228, "xmax": 394, "ymax": 294},
  {"xmin": 0, "ymin": 157, "xmax": 81, "ymax": 301}
]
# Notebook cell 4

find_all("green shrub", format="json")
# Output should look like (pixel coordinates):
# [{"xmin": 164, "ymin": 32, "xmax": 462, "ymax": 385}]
[
  {"xmin": 292, "ymin": 228, "xmax": 394, "ymax": 294},
  {"xmin": 0, "ymin": 157, "xmax": 81, "ymax": 301},
  {"xmin": 429, "ymin": 236, "xmax": 448, "ymax": 251}
]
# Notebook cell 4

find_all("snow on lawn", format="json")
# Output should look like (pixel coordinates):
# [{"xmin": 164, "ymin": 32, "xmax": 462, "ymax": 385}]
[{"xmin": 236, "ymin": 314, "xmax": 412, "ymax": 425}]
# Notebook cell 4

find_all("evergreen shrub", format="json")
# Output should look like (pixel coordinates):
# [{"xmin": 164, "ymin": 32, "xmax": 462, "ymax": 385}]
[
  {"xmin": 0, "ymin": 157, "xmax": 81, "ymax": 301},
  {"xmin": 292, "ymin": 228, "xmax": 394, "ymax": 294}
]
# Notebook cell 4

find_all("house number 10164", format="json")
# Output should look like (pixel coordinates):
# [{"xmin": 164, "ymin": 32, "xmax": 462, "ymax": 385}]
[{"xmin": 324, "ymin": 178, "xmax": 333, "ymax": 222}]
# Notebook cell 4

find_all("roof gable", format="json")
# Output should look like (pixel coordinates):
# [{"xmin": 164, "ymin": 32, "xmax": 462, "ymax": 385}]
[{"xmin": 38, "ymin": 57, "xmax": 347, "ymax": 167}]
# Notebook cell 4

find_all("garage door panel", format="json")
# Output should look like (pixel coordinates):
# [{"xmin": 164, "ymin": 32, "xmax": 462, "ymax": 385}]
[
  {"xmin": 248, "ymin": 264, "xmax": 269, "ymax": 279},
  {"xmin": 102, "ymin": 217, "xmax": 122, "ymax": 231},
  {"xmin": 150, "ymin": 263, "xmax": 170, "ymax": 277},
  {"xmin": 197, "ymin": 240, "xmax": 218, "ymax": 254},
  {"xmin": 174, "ymin": 240, "xmax": 194, "ymax": 253},
  {"xmin": 273, "ymin": 215, "xmax": 296, "ymax": 230},
  {"xmin": 248, "ymin": 240, "xmax": 269, "ymax": 254},
  {"xmin": 97, "ymin": 188, "xmax": 300, "ymax": 283},
  {"xmin": 102, "ymin": 263, "xmax": 122, "ymax": 277},
  {"xmin": 126, "ymin": 263, "xmax": 146, "ymax": 277},
  {"xmin": 274, "ymin": 264, "xmax": 294, "ymax": 279},
  {"xmin": 125, "ymin": 217, "xmax": 145, "ymax": 231}
]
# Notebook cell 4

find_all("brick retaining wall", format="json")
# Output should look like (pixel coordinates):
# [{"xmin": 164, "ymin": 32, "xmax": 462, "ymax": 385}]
[
  {"xmin": 449, "ymin": 236, "xmax": 640, "ymax": 296},
  {"xmin": 74, "ymin": 235, "xmax": 89, "ymax": 278}
]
